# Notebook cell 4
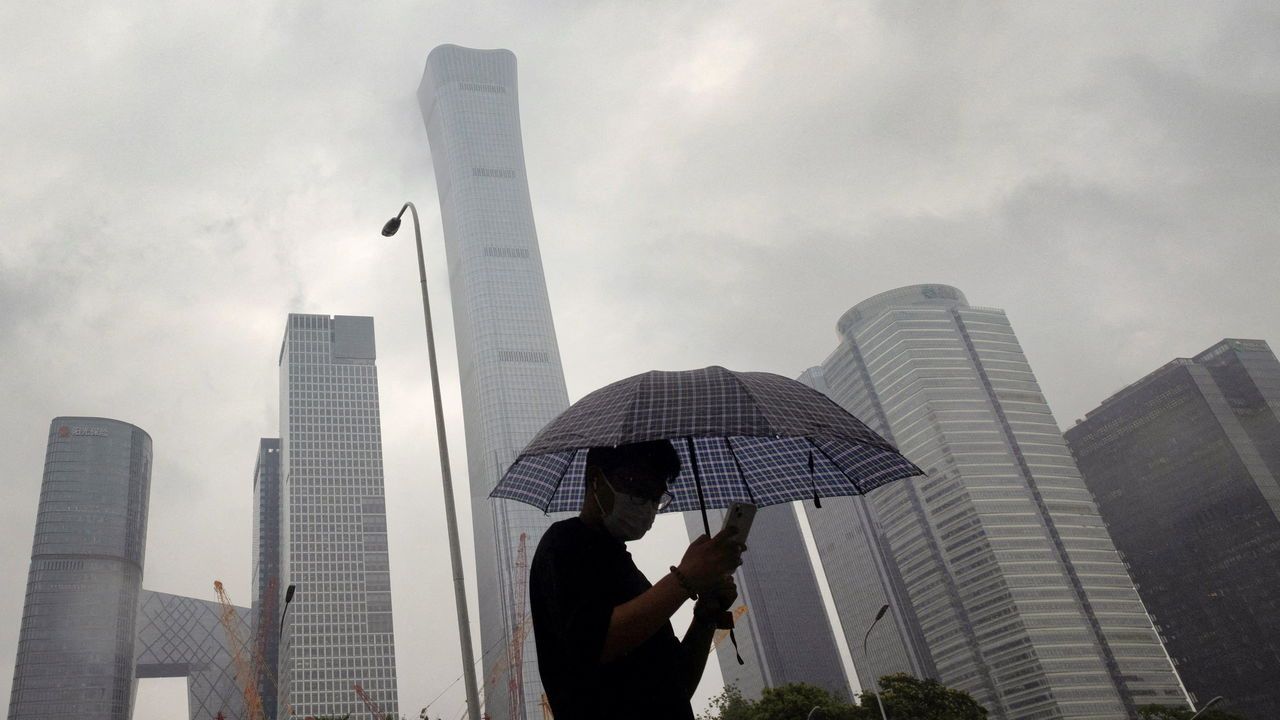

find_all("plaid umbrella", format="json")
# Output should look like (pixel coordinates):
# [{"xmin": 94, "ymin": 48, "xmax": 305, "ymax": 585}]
[{"xmin": 491, "ymin": 366, "xmax": 923, "ymax": 533}]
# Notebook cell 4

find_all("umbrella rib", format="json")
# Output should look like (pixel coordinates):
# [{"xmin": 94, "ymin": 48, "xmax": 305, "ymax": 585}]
[
  {"xmin": 810, "ymin": 437, "xmax": 870, "ymax": 494},
  {"xmin": 723, "ymin": 437, "xmax": 757, "ymax": 506},
  {"xmin": 723, "ymin": 370, "xmax": 778, "ymax": 437}
]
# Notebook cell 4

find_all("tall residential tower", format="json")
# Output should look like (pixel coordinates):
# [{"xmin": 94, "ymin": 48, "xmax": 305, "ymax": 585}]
[
  {"xmin": 1065, "ymin": 339, "xmax": 1280, "ymax": 719},
  {"xmin": 419, "ymin": 45, "xmax": 572, "ymax": 720},
  {"xmin": 805, "ymin": 285, "xmax": 1187, "ymax": 719},
  {"xmin": 277, "ymin": 314, "xmax": 400, "ymax": 718}
]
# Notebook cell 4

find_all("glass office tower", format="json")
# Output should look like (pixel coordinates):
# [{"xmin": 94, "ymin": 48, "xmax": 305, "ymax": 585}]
[
  {"xmin": 277, "ymin": 314, "xmax": 400, "ymax": 719},
  {"xmin": 1065, "ymin": 339, "xmax": 1280, "ymax": 719},
  {"xmin": 252, "ymin": 438, "xmax": 282, "ymax": 720},
  {"xmin": 419, "ymin": 45, "xmax": 572, "ymax": 720},
  {"xmin": 807, "ymin": 285, "xmax": 1187, "ymax": 719},
  {"xmin": 682, "ymin": 506, "xmax": 852, "ymax": 701},
  {"xmin": 8, "ymin": 417, "xmax": 152, "ymax": 720}
]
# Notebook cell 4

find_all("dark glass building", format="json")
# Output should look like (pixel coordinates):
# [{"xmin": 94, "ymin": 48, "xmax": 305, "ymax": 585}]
[
  {"xmin": 682, "ymin": 506, "xmax": 851, "ymax": 701},
  {"xmin": 252, "ymin": 438, "xmax": 282, "ymax": 720},
  {"xmin": 1065, "ymin": 338, "xmax": 1280, "ymax": 719}
]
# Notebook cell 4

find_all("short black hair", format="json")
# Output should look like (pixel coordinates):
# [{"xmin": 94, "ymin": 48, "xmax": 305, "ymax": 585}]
[{"xmin": 586, "ymin": 440, "xmax": 681, "ymax": 482}]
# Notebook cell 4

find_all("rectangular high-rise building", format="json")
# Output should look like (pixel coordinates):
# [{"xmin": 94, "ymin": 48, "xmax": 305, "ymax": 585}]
[
  {"xmin": 806, "ymin": 285, "xmax": 1188, "ymax": 719},
  {"xmin": 277, "ymin": 314, "xmax": 399, "ymax": 719},
  {"xmin": 682, "ymin": 505, "xmax": 852, "ymax": 702},
  {"xmin": 1064, "ymin": 339, "xmax": 1280, "ymax": 719},
  {"xmin": 252, "ymin": 438, "xmax": 282, "ymax": 720},
  {"xmin": 419, "ymin": 45, "xmax": 572, "ymax": 720}
]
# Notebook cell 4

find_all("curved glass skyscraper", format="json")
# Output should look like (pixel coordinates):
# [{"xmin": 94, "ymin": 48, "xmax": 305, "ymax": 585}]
[
  {"xmin": 805, "ymin": 286, "xmax": 1188, "ymax": 719},
  {"xmin": 8, "ymin": 417, "xmax": 152, "ymax": 720},
  {"xmin": 419, "ymin": 45, "xmax": 571, "ymax": 720}
]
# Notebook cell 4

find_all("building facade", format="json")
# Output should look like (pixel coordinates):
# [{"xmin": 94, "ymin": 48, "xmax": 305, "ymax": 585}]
[
  {"xmin": 683, "ymin": 506, "xmax": 851, "ymax": 701},
  {"xmin": 8, "ymin": 417, "xmax": 152, "ymax": 720},
  {"xmin": 134, "ymin": 589, "xmax": 252, "ymax": 719},
  {"xmin": 797, "ymin": 366, "xmax": 939, "ymax": 693},
  {"xmin": 7, "ymin": 418, "xmax": 256, "ymax": 720},
  {"xmin": 252, "ymin": 438, "xmax": 282, "ymax": 720},
  {"xmin": 277, "ymin": 314, "xmax": 400, "ymax": 718},
  {"xmin": 1064, "ymin": 339, "xmax": 1280, "ymax": 719},
  {"xmin": 806, "ymin": 285, "xmax": 1187, "ymax": 719},
  {"xmin": 419, "ymin": 45, "xmax": 572, "ymax": 720}
]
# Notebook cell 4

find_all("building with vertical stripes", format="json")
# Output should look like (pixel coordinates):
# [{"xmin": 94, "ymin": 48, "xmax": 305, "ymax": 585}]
[
  {"xmin": 419, "ymin": 44, "xmax": 572, "ymax": 720},
  {"xmin": 253, "ymin": 438, "xmax": 283, "ymax": 720},
  {"xmin": 804, "ymin": 285, "xmax": 1187, "ymax": 719},
  {"xmin": 1065, "ymin": 339, "xmax": 1280, "ymax": 719}
]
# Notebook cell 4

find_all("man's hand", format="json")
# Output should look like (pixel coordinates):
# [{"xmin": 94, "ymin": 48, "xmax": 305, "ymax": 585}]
[
  {"xmin": 677, "ymin": 526, "xmax": 745, "ymax": 595},
  {"xmin": 694, "ymin": 576, "xmax": 738, "ymax": 624}
]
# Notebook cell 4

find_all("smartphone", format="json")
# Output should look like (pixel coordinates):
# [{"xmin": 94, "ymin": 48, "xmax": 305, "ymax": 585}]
[{"xmin": 720, "ymin": 502, "xmax": 758, "ymax": 545}]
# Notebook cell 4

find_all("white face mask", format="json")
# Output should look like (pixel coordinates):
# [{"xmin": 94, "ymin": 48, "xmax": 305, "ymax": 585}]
[{"xmin": 594, "ymin": 478, "xmax": 659, "ymax": 541}]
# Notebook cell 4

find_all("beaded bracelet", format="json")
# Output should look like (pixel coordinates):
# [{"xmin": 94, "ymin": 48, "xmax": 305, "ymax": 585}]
[{"xmin": 669, "ymin": 566, "xmax": 699, "ymax": 600}]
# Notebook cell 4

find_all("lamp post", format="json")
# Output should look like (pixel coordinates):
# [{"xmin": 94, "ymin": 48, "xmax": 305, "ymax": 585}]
[
  {"xmin": 1190, "ymin": 695, "xmax": 1223, "ymax": 719},
  {"xmin": 383, "ymin": 202, "xmax": 481, "ymax": 720},
  {"xmin": 863, "ymin": 604, "xmax": 891, "ymax": 720},
  {"xmin": 278, "ymin": 583, "xmax": 296, "ymax": 638}
]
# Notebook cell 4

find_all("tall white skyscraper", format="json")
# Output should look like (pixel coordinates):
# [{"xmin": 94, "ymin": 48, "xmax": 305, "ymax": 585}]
[
  {"xmin": 277, "ymin": 314, "xmax": 400, "ymax": 719},
  {"xmin": 804, "ymin": 285, "xmax": 1187, "ymax": 719},
  {"xmin": 419, "ymin": 45, "xmax": 571, "ymax": 720}
]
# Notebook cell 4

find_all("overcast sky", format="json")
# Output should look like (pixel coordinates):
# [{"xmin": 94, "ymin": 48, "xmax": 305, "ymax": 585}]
[{"xmin": 2, "ymin": 1, "xmax": 1278, "ymax": 718}]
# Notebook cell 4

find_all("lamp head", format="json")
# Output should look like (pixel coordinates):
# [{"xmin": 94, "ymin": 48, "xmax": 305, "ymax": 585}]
[
  {"xmin": 381, "ymin": 216, "xmax": 402, "ymax": 237},
  {"xmin": 284, "ymin": 584, "xmax": 296, "ymax": 604},
  {"xmin": 875, "ymin": 604, "xmax": 890, "ymax": 621}
]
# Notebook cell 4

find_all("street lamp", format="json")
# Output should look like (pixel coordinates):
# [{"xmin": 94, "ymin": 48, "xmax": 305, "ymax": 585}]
[
  {"xmin": 863, "ymin": 604, "xmax": 891, "ymax": 720},
  {"xmin": 278, "ymin": 583, "xmax": 296, "ymax": 638},
  {"xmin": 1190, "ymin": 695, "xmax": 1223, "ymax": 719},
  {"xmin": 383, "ymin": 202, "xmax": 482, "ymax": 720}
]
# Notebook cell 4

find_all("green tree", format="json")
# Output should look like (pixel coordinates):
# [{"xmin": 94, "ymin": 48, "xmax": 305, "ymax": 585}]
[
  {"xmin": 751, "ymin": 682, "xmax": 867, "ymax": 720},
  {"xmin": 1137, "ymin": 703, "xmax": 1248, "ymax": 720},
  {"xmin": 699, "ymin": 684, "xmax": 757, "ymax": 720},
  {"xmin": 858, "ymin": 673, "xmax": 987, "ymax": 720}
]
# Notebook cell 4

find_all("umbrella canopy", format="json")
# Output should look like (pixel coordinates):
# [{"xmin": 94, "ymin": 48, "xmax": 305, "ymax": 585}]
[{"xmin": 491, "ymin": 366, "xmax": 923, "ymax": 520}]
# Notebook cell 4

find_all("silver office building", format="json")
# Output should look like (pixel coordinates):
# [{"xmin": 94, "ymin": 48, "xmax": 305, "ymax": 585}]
[
  {"xmin": 420, "ymin": 45, "xmax": 572, "ymax": 720},
  {"xmin": 277, "ymin": 314, "xmax": 400, "ymax": 718},
  {"xmin": 8, "ymin": 417, "xmax": 152, "ymax": 720},
  {"xmin": 805, "ymin": 285, "xmax": 1187, "ymax": 719},
  {"xmin": 682, "ymin": 506, "xmax": 851, "ymax": 701}
]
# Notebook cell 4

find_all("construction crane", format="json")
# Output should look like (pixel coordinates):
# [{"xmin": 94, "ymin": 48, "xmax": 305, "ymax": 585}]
[
  {"xmin": 214, "ymin": 580, "xmax": 265, "ymax": 720},
  {"xmin": 507, "ymin": 533, "xmax": 529, "ymax": 720},
  {"xmin": 354, "ymin": 682, "xmax": 386, "ymax": 720},
  {"xmin": 539, "ymin": 693, "xmax": 553, "ymax": 720}
]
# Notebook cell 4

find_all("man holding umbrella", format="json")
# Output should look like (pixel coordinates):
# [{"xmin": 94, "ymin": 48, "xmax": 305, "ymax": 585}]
[{"xmin": 529, "ymin": 440, "xmax": 744, "ymax": 720}]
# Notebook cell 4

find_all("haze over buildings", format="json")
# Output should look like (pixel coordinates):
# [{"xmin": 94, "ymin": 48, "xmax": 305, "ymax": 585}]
[
  {"xmin": 419, "ymin": 44, "xmax": 573, "ymax": 720},
  {"xmin": 1066, "ymin": 339, "xmax": 1280, "ymax": 720},
  {"xmin": 277, "ymin": 314, "xmax": 401, "ymax": 718},
  {"xmin": 801, "ymin": 285, "xmax": 1188, "ymax": 720}
]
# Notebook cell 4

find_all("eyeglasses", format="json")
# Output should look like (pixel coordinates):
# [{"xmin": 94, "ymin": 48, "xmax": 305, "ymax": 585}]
[{"xmin": 604, "ymin": 478, "xmax": 674, "ymax": 511}]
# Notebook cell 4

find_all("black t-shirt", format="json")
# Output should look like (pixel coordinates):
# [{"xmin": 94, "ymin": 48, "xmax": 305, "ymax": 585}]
[{"xmin": 530, "ymin": 517, "xmax": 695, "ymax": 720}]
